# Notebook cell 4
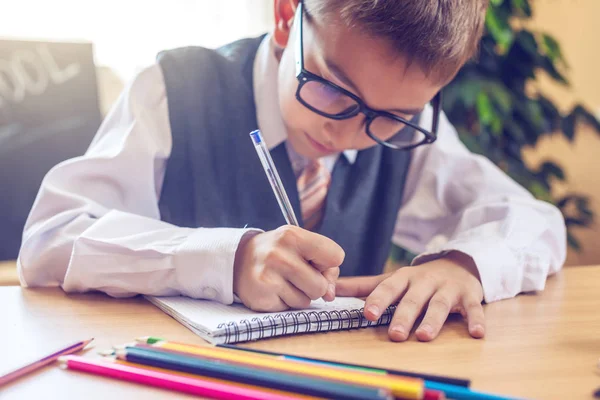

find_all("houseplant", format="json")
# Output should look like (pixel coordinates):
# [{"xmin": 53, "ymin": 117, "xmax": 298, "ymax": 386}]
[{"xmin": 392, "ymin": 0, "xmax": 600, "ymax": 263}]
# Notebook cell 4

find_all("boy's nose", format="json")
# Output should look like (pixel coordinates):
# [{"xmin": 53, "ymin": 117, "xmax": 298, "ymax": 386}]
[{"xmin": 322, "ymin": 117, "xmax": 363, "ymax": 149}]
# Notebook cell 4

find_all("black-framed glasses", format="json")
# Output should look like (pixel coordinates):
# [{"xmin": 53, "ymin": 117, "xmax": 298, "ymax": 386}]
[{"xmin": 293, "ymin": 1, "xmax": 441, "ymax": 151}]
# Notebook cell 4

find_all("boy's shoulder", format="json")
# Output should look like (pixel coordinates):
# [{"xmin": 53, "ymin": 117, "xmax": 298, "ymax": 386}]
[{"xmin": 156, "ymin": 35, "xmax": 266, "ymax": 73}]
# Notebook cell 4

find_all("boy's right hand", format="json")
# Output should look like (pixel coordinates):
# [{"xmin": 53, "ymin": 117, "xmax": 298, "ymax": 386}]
[{"xmin": 233, "ymin": 225, "xmax": 345, "ymax": 312}]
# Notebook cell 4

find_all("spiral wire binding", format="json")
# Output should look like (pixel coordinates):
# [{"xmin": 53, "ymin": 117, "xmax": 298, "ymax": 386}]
[{"xmin": 216, "ymin": 305, "xmax": 398, "ymax": 343}]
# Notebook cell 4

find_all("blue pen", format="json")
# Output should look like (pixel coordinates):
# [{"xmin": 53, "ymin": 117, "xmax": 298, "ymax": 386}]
[
  {"xmin": 250, "ymin": 129, "xmax": 299, "ymax": 226},
  {"xmin": 425, "ymin": 381, "xmax": 525, "ymax": 400}
]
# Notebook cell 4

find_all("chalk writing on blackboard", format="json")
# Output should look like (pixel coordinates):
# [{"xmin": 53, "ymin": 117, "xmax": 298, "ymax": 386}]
[{"xmin": 0, "ymin": 44, "xmax": 82, "ymax": 120}]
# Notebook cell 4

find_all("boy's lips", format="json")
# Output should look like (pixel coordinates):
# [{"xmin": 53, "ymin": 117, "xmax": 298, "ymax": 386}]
[{"xmin": 304, "ymin": 132, "xmax": 335, "ymax": 154}]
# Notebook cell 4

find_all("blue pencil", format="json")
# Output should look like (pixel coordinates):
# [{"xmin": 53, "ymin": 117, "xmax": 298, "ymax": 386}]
[
  {"xmin": 425, "ymin": 381, "xmax": 525, "ymax": 400},
  {"xmin": 117, "ymin": 345, "xmax": 392, "ymax": 400}
]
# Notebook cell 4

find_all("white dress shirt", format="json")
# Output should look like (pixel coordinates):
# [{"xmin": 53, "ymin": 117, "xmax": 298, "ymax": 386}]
[{"xmin": 17, "ymin": 35, "xmax": 567, "ymax": 304}]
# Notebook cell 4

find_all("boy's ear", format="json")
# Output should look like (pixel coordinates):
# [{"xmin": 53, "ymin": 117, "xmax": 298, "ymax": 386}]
[{"xmin": 273, "ymin": 0, "xmax": 299, "ymax": 48}]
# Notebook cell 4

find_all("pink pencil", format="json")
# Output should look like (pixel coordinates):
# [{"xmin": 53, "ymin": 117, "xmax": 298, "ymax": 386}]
[
  {"xmin": 0, "ymin": 338, "xmax": 94, "ymax": 387},
  {"xmin": 58, "ymin": 355, "xmax": 309, "ymax": 400}
]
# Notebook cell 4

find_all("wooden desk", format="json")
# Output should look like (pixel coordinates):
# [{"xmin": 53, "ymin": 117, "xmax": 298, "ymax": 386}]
[
  {"xmin": 0, "ymin": 260, "xmax": 18, "ymax": 286},
  {"xmin": 2, "ymin": 267, "xmax": 599, "ymax": 400}
]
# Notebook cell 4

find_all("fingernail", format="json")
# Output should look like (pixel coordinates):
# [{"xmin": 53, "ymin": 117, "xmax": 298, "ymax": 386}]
[
  {"xmin": 327, "ymin": 283, "xmax": 335, "ymax": 298},
  {"xmin": 472, "ymin": 324, "xmax": 484, "ymax": 334},
  {"xmin": 366, "ymin": 305, "xmax": 380, "ymax": 318},
  {"xmin": 390, "ymin": 325, "xmax": 406, "ymax": 338},
  {"xmin": 419, "ymin": 324, "xmax": 433, "ymax": 334}
]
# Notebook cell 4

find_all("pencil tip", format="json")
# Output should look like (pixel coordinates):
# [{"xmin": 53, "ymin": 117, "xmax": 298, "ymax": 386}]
[
  {"xmin": 98, "ymin": 349, "xmax": 116, "ymax": 356},
  {"xmin": 57, "ymin": 356, "xmax": 68, "ymax": 368},
  {"xmin": 135, "ymin": 336, "xmax": 149, "ymax": 343}
]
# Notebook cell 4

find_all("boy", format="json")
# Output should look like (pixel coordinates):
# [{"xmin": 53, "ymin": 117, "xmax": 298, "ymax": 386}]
[{"xmin": 17, "ymin": 0, "xmax": 566, "ymax": 342}]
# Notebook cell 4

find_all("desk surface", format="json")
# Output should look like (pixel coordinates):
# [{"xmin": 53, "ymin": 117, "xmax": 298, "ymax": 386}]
[{"xmin": 2, "ymin": 266, "xmax": 599, "ymax": 400}]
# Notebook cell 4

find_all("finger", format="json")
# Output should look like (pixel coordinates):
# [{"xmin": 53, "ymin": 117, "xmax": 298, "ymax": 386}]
[
  {"xmin": 282, "ymin": 256, "xmax": 330, "ymax": 301},
  {"xmin": 415, "ymin": 288, "xmax": 460, "ymax": 342},
  {"xmin": 463, "ymin": 295, "xmax": 486, "ymax": 339},
  {"xmin": 364, "ymin": 273, "xmax": 409, "ymax": 322},
  {"xmin": 321, "ymin": 267, "xmax": 340, "ymax": 302},
  {"xmin": 279, "ymin": 282, "xmax": 313, "ymax": 309},
  {"xmin": 246, "ymin": 294, "xmax": 289, "ymax": 313},
  {"xmin": 335, "ymin": 273, "xmax": 392, "ymax": 297},
  {"xmin": 294, "ymin": 229, "xmax": 345, "ymax": 270},
  {"xmin": 388, "ymin": 282, "xmax": 437, "ymax": 342}
]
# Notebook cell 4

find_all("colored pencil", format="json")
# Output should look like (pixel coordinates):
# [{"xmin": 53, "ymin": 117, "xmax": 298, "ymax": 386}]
[
  {"xmin": 118, "ymin": 345, "xmax": 393, "ymax": 400},
  {"xmin": 136, "ymin": 336, "xmax": 470, "ymax": 387},
  {"xmin": 216, "ymin": 342, "xmax": 471, "ymax": 387},
  {"xmin": 59, "ymin": 355, "xmax": 308, "ymax": 400},
  {"xmin": 108, "ymin": 358, "xmax": 321, "ymax": 400},
  {"xmin": 0, "ymin": 338, "xmax": 93, "ymax": 387},
  {"xmin": 135, "ymin": 341, "xmax": 424, "ymax": 400},
  {"xmin": 424, "ymin": 389, "xmax": 446, "ymax": 400},
  {"xmin": 425, "ymin": 382, "xmax": 521, "ymax": 400}
]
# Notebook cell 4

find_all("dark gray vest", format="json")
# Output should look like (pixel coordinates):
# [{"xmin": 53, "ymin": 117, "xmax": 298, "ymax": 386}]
[{"xmin": 157, "ymin": 35, "xmax": 413, "ymax": 277}]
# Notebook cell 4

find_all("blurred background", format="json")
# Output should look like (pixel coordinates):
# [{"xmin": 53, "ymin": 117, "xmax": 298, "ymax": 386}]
[{"xmin": 0, "ymin": 0, "xmax": 599, "ymax": 282}]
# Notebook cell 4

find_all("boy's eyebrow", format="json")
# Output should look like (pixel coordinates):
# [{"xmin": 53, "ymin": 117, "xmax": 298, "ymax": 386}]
[{"xmin": 324, "ymin": 59, "xmax": 424, "ymax": 116}]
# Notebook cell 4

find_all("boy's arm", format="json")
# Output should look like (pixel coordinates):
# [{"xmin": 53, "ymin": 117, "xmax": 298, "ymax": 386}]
[
  {"xmin": 392, "ymin": 108, "xmax": 567, "ymax": 304},
  {"xmin": 17, "ymin": 64, "xmax": 257, "ymax": 303}
]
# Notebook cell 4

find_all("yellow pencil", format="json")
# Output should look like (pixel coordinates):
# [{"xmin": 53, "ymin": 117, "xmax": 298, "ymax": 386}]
[{"xmin": 145, "ymin": 341, "xmax": 424, "ymax": 400}]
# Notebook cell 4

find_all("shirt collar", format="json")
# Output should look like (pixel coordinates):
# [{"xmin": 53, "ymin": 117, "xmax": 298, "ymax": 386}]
[{"xmin": 252, "ymin": 34, "xmax": 357, "ymax": 164}]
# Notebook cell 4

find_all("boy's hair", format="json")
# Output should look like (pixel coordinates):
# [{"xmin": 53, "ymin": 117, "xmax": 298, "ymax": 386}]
[{"xmin": 307, "ymin": 0, "xmax": 489, "ymax": 84}]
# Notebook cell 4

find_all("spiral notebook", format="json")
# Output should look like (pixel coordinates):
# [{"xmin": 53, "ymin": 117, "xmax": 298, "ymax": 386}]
[{"xmin": 145, "ymin": 295, "xmax": 396, "ymax": 344}]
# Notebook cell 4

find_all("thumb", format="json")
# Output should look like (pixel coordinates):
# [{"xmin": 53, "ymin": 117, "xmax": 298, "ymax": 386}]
[{"xmin": 335, "ymin": 274, "xmax": 390, "ymax": 297}]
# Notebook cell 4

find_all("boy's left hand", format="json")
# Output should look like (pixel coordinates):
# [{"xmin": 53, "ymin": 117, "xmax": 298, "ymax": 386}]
[{"xmin": 335, "ymin": 251, "xmax": 485, "ymax": 342}]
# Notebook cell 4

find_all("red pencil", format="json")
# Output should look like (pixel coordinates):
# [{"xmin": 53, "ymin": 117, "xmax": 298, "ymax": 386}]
[
  {"xmin": 0, "ymin": 338, "xmax": 93, "ymax": 387},
  {"xmin": 424, "ymin": 388, "xmax": 446, "ymax": 400},
  {"xmin": 59, "ymin": 355, "xmax": 314, "ymax": 400}
]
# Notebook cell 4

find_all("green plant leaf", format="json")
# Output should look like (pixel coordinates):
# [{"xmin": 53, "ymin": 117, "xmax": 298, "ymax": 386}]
[
  {"xmin": 561, "ymin": 113, "xmax": 577, "ymax": 141},
  {"xmin": 460, "ymin": 81, "xmax": 483, "ymax": 108},
  {"xmin": 476, "ymin": 92, "xmax": 503, "ymax": 136},
  {"xmin": 485, "ymin": 6, "xmax": 514, "ymax": 50},
  {"xmin": 540, "ymin": 33, "xmax": 567, "ymax": 66},
  {"xmin": 567, "ymin": 232, "xmax": 581, "ymax": 252},
  {"xmin": 571, "ymin": 104, "xmax": 600, "ymax": 133},
  {"xmin": 525, "ymin": 100, "xmax": 544, "ymax": 130},
  {"xmin": 529, "ymin": 181, "xmax": 553, "ymax": 202},
  {"xmin": 510, "ymin": 0, "xmax": 532, "ymax": 17},
  {"xmin": 538, "ymin": 55, "xmax": 569, "ymax": 85},
  {"xmin": 515, "ymin": 31, "xmax": 538, "ymax": 56},
  {"xmin": 538, "ymin": 161, "xmax": 566, "ymax": 182},
  {"xmin": 483, "ymin": 81, "xmax": 513, "ymax": 113},
  {"xmin": 504, "ymin": 120, "xmax": 528, "ymax": 144}
]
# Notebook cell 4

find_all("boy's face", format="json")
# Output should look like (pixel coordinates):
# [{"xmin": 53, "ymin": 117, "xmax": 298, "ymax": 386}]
[{"xmin": 276, "ymin": 9, "xmax": 444, "ymax": 159}]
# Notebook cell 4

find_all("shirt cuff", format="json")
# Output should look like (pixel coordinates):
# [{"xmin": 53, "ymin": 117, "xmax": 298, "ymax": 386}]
[
  {"xmin": 174, "ymin": 227, "xmax": 262, "ymax": 304},
  {"xmin": 411, "ymin": 237, "xmax": 526, "ymax": 304}
]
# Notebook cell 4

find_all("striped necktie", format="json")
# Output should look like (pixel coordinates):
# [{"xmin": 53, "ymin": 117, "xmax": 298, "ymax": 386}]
[{"xmin": 297, "ymin": 159, "xmax": 331, "ymax": 231}]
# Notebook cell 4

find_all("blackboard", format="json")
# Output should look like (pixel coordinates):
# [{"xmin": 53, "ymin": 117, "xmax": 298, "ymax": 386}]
[{"xmin": 0, "ymin": 39, "xmax": 102, "ymax": 260}]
